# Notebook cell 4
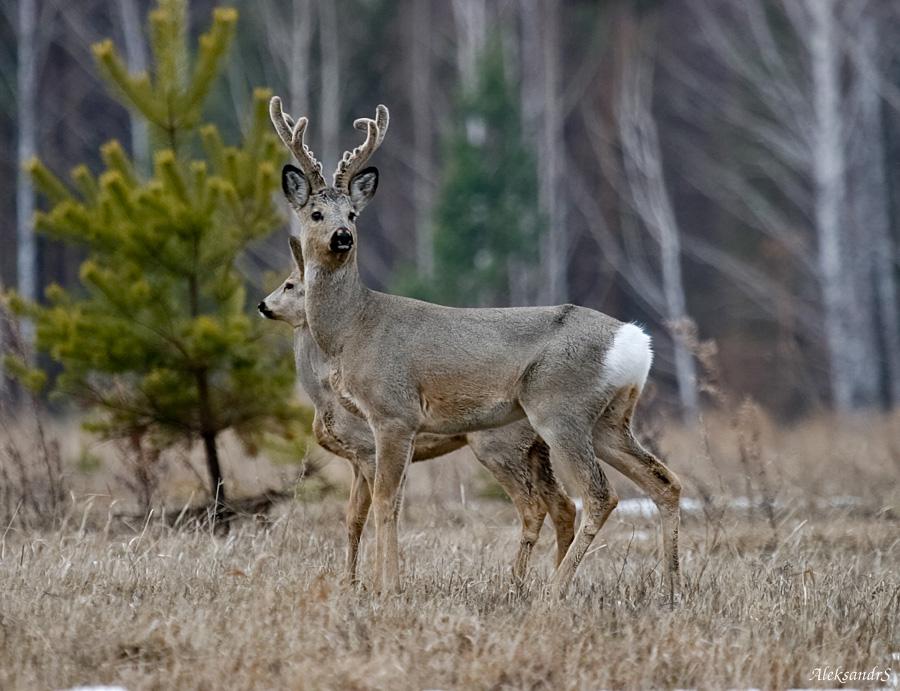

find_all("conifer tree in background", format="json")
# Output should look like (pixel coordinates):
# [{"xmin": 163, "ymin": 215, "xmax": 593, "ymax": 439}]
[
  {"xmin": 400, "ymin": 37, "xmax": 542, "ymax": 307},
  {"xmin": 6, "ymin": 0, "xmax": 307, "ymax": 508}
]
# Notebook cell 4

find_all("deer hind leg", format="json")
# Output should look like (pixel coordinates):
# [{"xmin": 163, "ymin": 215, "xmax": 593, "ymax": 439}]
[
  {"xmin": 345, "ymin": 462, "xmax": 373, "ymax": 584},
  {"xmin": 468, "ymin": 437, "xmax": 546, "ymax": 581},
  {"xmin": 527, "ymin": 413, "xmax": 618, "ymax": 598},
  {"xmin": 371, "ymin": 422, "xmax": 416, "ymax": 593},
  {"xmin": 492, "ymin": 475, "xmax": 545, "ymax": 582},
  {"xmin": 529, "ymin": 439, "xmax": 577, "ymax": 567},
  {"xmin": 593, "ymin": 387, "xmax": 682, "ymax": 599}
]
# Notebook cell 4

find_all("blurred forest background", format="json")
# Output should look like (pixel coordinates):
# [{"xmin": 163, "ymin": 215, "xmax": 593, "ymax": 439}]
[{"xmin": 2, "ymin": 0, "xmax": 900, "ymax": 422}]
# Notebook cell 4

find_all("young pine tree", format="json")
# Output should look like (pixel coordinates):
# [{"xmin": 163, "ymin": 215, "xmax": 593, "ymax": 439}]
[
  {"xmin": 400, "ymin": 37, "xmax": 542, "ymax": 307},
  {"xmin": 7, "ymin": 0, "xmax": 307, "ymax": 507}
]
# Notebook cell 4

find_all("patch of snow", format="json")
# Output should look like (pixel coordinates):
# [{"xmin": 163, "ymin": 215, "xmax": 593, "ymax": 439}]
[
  {"xmin": 572, "ymin": 494, "xmax": 871, "ymax": 518},
  {"xmin": 571, "ymin": 497, "xmax": 703, "ymax": 518},
  {"xmin": 615, "ymin": 497, "xmax": 657, "ymax": 519},
  {"xmin": 826, "ymin": 495, "xmax": 864, "ymax": 507}
]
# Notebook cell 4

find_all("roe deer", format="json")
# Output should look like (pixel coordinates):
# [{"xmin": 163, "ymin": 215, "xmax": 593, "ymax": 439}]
[
  {"xmin": 269, "ymin": 97, "xmax": 682, "ymax": 598},
  {"xmin": 259, "ymin": 241, "xmax": 576, "ymax": 581}
]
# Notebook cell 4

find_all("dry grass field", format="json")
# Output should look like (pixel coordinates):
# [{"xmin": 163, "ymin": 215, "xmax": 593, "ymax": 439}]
[{"xmin": 1, "ymin": 409, "xmax": 899, "ymax": 690}]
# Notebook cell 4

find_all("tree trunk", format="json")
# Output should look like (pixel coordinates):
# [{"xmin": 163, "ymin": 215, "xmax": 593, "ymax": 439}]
[
  {"xmin": 289, "ymin": 0, "xmax": 314, "ymax": 238},
  {"xmin": 411, "ymin": 0, "xmax": 435, "ymax": 280},
  {"xmin": 519, "ymin": 0, "xmax": 541, "ymax": 130},
  {"xmin": 616, "ymin": 14, "xmax": 699, "ymax": 418},
  {"xmin": 519, "ymin": 0, "xmax": 567, "ymax": 305},
  {"xmin": 17, "ymin": 0, "xmax": 38, "ymax": 315},
  {"xmin": 318, "ymin": 0, "xmax": 340, "ymax": 170},
  {"xmin": 807, "ymin": 0, "xmax": 860, "ymax": 413},
  {"xmin": 202, "ymin": 431, "xmax": 224, "ymax": 502},
  {"xmin": 189, "ymin": 271, "xmax": 225, "ymax": 508},
  {"xmin": 450, "ymin": 0, "xmax": 486, "ymax": 89},
  {"xmin": 537, "ymin": 0, "xmax": 567, "ymax": 305},
  {"xmin": 518, "ymin": 0, "xmax": 544, "ymax": 307},
  {"xmin": 289, "ymin": 0, "xmax": 314, "ymax": 118},
  {"xmin": 117, "ymin": 0, "xmax": 149, "ymax": 174},
  {"xmin": 195, "ymin": 368, "xmax": 226, "ymax": 507},
  {"xmin": 851, "ymin": 9, "xmax": 900, "ymax": 407}
]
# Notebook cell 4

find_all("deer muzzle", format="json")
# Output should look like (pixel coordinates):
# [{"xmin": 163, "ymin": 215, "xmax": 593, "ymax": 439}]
[
  {"xmin": 330, "ymin": 228, "xmax": 354, "ymax": 253},
  {"xmin": 258, "ymin": 301, "xmax": 275, "ymax": 319}
]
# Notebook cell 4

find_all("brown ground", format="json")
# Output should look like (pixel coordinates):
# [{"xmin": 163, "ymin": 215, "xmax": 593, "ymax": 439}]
[{"xmin": 1, "ymin": 410, "xmax": 898, "ymax": 690}]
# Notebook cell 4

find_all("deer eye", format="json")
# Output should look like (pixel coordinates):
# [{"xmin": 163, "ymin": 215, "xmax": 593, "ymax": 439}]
[
  {"xmin": 284, "ymin": 283, "xmax": 294, "ymax": 291},
  {"xmin": 311, "ymin": 211, "xmax": 323, "ymax": 222},
  {"xmin": 348, "ymin": 211, "xmax": 357, "ymax": 222}
]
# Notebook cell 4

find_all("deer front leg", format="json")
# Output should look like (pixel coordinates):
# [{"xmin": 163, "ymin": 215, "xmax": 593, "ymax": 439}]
[
  {"xmin": 466, "ymin": 441, "xmax": 543, "ymax": 580},
  {"xmin": 345, "ymin": 463, "xmax": 373, "ymax": 584},
  {"xmin": 371, "ymin": 422, "xmax": 415, "ymax": 593}
]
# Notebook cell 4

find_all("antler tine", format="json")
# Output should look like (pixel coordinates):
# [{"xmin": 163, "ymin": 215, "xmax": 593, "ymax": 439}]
[
  {"xmin": 333, "ymin": 105, "xmax": 390, "ymax": 190},
  {"xmin": 269, "ymin": 96, "xmax": 326, "ymax": 191},
  {"xmin": 355, "ymin": 104, "xmax": 389, "ymax": 148}
]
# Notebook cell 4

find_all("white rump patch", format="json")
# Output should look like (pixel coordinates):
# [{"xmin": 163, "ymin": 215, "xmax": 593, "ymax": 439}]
[{"xmin": 603, "ymin": 323, "xmax": 652, "ymax": 390}]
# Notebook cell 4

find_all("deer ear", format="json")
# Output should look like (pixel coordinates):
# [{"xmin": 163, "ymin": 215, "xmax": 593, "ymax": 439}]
[
  {"xmin": 282, "ymin": 164, "xmax": 310, "ymax": 211},
  {"xmin": 288, "ymin": 235, "xmax": 304, "ymax": 278},
  {"xmin": 349, "ymin": 166, "xmax": 379, "ymax": 210}
]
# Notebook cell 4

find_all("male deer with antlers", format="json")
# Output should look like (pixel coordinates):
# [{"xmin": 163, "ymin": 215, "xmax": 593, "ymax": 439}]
[
  {"xmin": 268, "ymin": 97, "xmax": 682, "ymax": 598},
  {"xmin": 259, "ymin": 242, "xmax": 576, "ymax": 582}
]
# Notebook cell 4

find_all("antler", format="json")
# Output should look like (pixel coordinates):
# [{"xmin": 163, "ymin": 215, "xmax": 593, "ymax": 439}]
[
  {"xmin": 333, "ymin": 105, "xmax": 389, "ymax": 190},
  {"xmin": 269, "ymin": 96, "xmax": 327, "ymax": 192}
]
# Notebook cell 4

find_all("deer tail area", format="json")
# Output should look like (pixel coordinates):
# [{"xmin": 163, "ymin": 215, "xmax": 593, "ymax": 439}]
[{"xmin": 602, "ymin": 323, "xmax": 653, "ymax": 392}]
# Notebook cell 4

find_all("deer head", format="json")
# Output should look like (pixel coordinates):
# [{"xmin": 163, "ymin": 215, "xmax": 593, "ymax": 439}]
[
  {"xmin": 258, "ymin": 236, "xmax": 307, "ymax": 328},
  {"xmin": 269, "ymin": 97, "xmax": 387, "ymax": 268}
]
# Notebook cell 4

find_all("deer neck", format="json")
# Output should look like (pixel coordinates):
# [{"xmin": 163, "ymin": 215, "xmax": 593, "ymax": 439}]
[
  {"xmin": 293, "ymin": 326, "xmax": 336, "ymax": 410},
  {"xmin": 303, "ymin": 260, "xmax": 371, "ymax": 357}
]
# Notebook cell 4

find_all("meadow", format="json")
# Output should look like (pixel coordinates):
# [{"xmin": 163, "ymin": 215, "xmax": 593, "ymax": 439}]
[{"xmin": 1, "ymin": 409, "xmax": 898, "ymax": 690}]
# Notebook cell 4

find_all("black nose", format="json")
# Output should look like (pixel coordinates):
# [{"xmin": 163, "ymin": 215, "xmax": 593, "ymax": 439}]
[
  {"xmin": 330, "ymin": 228, "xmax": 353, "ymax": 253},
  {"xmin": 258, "ymin": 301, "xmax": 273, "ymax": 319}
]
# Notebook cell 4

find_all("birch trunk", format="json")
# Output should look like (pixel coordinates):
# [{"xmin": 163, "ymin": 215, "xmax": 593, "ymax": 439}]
[
  {"xmin": 289, "ymin": 0, "xmax": 314, "ymax": 238},
  {"xmin": 616, "ymin": 16, "xmax": 699, "ymax": 417},
  {"xmin": 260, "ymin": 0, "xmax": 313, "ymax": 238},
  {"xmin": 807, "ymin": 0, "xmax": 859, "ymax": 413},
  {"xmin": 850, "ymin": 10, "xmax": 900, "ymax": 407},
  {"xmin": 259, "ymin": 0, "xmax": 313, "ymax": 119},
  {"xmin": 17, "ymin": 0, "xmax": 38, "ymax": 311},
  {"xmin": 411, "ymin": 0, "xmax": 434, "ymax": 279},
  {"xmin": 450, "ymin": 0, "xmax": 486, "ymax": 89},
  {"xmin": 117, "ymin": 0, "xmax": 149, "ymax": 174},
  {"xmin": 317, "ymin": 0, "xmax": 340, "ymax": 169},
  {"xmin": 519, "ymin": 0, "xmax": 567, "ymax": 305},
  {"xmin": 519, "ymin": 0, "xmax": 540, "ymax": 131},
  {"xmin": 538, "ymin": 0, "xmax": 567, "ymax": 305},
  {"xmin": 289, "ymin": 0, "xmax": 313, "ymax": 118}
]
